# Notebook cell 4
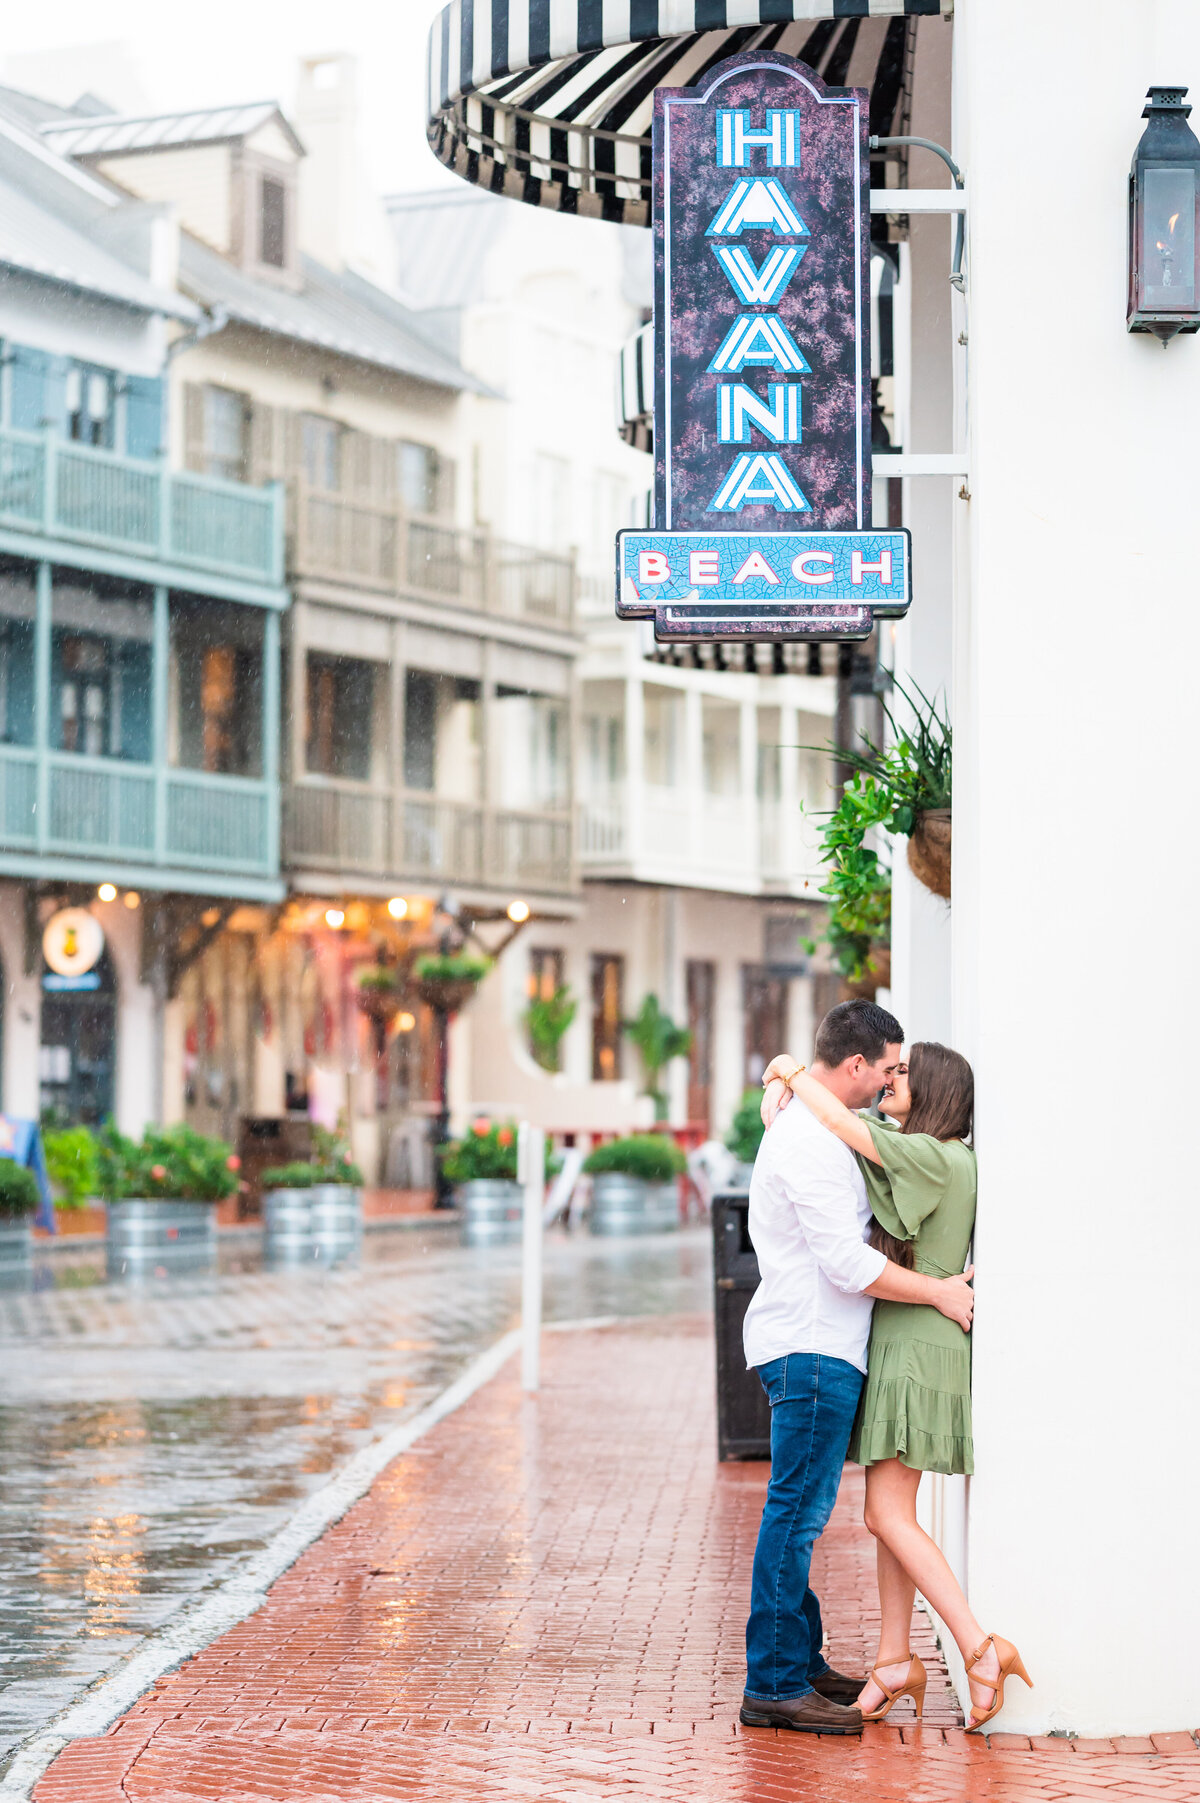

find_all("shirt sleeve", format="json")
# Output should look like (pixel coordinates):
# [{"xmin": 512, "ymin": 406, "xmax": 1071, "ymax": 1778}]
[
  {"xmin": 861, "ymin": 1120, "xmax": 964, "ymax": 1238},
  {"xmin": 782, "ymin": 1142, "xmax": 888, "ymax": 1295}
]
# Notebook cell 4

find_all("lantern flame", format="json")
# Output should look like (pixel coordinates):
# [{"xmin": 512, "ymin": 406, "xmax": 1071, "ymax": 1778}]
[{"xmin": 1168, "ymin": 211, "xmax": 1181, "ymax": 234}]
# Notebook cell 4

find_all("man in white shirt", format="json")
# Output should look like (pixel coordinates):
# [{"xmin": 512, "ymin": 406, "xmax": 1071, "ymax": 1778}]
[{"xmin": 740, "ymin": 1000, "xmax": 975, "ymax": 1734}]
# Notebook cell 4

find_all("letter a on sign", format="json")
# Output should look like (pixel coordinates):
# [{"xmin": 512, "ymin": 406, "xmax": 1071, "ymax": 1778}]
[
  {"xmin": 708, "ymin": 314, "xmax": 811, "ymax": 375},
  {"xmin": 709, "ymin": 454, "xmax": 811, "ymax": 514},
  {"xmin": 705, "ymin": 178, "xmax": 808, "ymax": 238}
]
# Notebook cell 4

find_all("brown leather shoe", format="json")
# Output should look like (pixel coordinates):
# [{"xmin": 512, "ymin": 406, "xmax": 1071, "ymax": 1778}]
[
  {"xmin": 809, "ymin": 1666, "xmax": 866, "ymax": 1706},
  {"xmin": 739, "ymin": 1690, "xmax": 863, "ymax": 1734}
]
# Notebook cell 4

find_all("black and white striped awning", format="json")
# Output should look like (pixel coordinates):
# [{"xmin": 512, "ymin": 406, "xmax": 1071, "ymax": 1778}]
[{"xmin": 427, "ymin": 1, "xmax": 951, "ymax": 226}]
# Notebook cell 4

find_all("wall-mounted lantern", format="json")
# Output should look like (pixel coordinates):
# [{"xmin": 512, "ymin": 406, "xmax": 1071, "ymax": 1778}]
[{"xmin": 1128, "ymin": 86, "xmax": 1200, "ymax": 343}]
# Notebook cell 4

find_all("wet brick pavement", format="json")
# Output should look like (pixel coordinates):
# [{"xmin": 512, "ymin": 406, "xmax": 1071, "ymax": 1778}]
[
  {"xmin": 0, "ymin": 1225, "xmax": 711, "ymax": 1761},
  {"xmin": 33, "ymin": 1317, "xmax": 1200, "ymax": 1803}
]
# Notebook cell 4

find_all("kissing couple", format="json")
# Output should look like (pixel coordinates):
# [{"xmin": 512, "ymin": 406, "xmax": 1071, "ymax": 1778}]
[{"xmin": 739, "ymin": 998, "xmax": 1030, "ymax": 1734}]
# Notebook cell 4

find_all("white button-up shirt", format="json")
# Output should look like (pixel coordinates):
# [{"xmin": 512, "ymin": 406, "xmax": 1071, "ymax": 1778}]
[{"xmin": 742, "ymin": 1096, "xmax": 888, "ymax": 1375}]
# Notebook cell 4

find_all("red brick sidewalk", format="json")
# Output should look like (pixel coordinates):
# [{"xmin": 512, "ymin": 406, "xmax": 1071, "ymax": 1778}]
[{"xmin": 35, "ymin": 1317, "xmax": 1200, "ymax": 1802}]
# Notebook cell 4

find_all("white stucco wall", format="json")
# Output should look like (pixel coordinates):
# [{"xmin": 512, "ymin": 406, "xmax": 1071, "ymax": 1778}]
[{"xmin": 952, "ymin": 0, "xmax": 1200, "ymax": 1736}]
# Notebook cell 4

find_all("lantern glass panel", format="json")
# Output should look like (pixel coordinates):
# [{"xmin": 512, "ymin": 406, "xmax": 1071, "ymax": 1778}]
[{"xmin": 1140, "ymin": 165, "xmax": 1197, "ymax": 308}]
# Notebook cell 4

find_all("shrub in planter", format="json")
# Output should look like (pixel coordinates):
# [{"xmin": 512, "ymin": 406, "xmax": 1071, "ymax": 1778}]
[
  {"xmin": 440, "ymin": 1118, "xmax": 520, "ymax": 1183},
  {"xmin": 0, "ymin": 1162, "xmax": 40, "ymax": 1219},
  {"xmin": 725, "ymin": 1092, "xmax": 765, "ymax": 1169},
  {"xmin": 95, "ymin": 1123, "xmax": 241, "ymax": 1202},
  {"xmin": 260, "ymin": 1158, "xmax": 364, "ymax": 1188},
  {"xmin": 43, "ymin": 1125, "xmax": 99, "ymax": 1209},
  {"xmin": 582, "ymin": 1135, "xmax": 687, "ymax": 1183}
]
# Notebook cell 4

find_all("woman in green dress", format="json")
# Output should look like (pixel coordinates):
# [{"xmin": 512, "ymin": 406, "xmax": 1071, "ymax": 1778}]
[{"xmin": 760, "ymin": 1042, "xmax": 1030, "ymax": 1732}]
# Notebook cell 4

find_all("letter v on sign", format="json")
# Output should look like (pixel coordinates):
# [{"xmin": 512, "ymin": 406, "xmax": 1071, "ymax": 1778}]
[{"xmin": 712, "ymin": 243, "xmax": 807, "ymax": 305}]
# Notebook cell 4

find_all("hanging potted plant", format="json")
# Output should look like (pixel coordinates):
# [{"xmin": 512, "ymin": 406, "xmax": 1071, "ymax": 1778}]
[
  {"xmin": 97, "ymin": 1123, "xmax": 240, "ymax": 1276},
  {"xmin": 830, "ymin": 681, "xmax": 953, "ymax": 901},
  {"xmin": 354, "ymin": 961, "xmax": 413, "ymax": 1023},
  {"xmin": 261, "ymin": 1125, "xmax": 365, "ymax": 1261},
  {"xmin": 623, "ymin": 995, "xmax": 692, "ymax": 1122},
  {"xmin": 0, "ymin": 1162, "xmax": 39, "ymax": 1283},
  {"xmin": 414, "ymin": 952, "xmax": 492, "ymax": 1016},
  {"xmin": 582, "ymin": 1134, "xmax": 686, "ymax": 1236}
]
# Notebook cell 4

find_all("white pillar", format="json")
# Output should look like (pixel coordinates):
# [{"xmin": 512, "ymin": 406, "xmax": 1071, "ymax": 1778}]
[
  {"xmin": 623, "ymin": 669, "xmax": 644, "ymax": 865},
  {"xmin": 778, "ymin": 698, "xmax": 800, "ymax": 885},
  {"xmin": 953, "ymin": 0, "xmax": 1200, "ymax": 1737},
  {"xmin": 738, "ymin": 696, "xmax": 759, "ymax": 885}
]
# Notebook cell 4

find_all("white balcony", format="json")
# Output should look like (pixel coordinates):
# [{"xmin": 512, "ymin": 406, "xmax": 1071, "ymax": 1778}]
[{"xmin": 580, "ymin": 781, "xmax": 822, "ymax": 896}]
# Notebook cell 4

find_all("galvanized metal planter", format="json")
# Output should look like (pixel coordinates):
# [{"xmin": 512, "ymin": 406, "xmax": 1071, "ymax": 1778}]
[
  {"xmin": 106, "ymin": 1199, "xmax": 218, "ymax": 1278},
  {"xmin": 0, "ymin": 1219, "xmax": 34, "ymax": 1286},
  {"xmin": 263, "ymin": 1186, "xmax": 363, "ymax": 1263},
  {"xmin": 458, "ymin": 1179, "xmax": 523, "ymax": 1246},
  {"xmin": 589, "ymin": 1175, "xmax": 680, "ymax": 1237}
]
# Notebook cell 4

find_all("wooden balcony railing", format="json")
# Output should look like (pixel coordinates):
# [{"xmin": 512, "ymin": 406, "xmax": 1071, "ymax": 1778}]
[
  {"xmin": 290, "ymin": 483, "xmax": 575, "ymax": 631},
  {"xmin": 0, "ymin": 427, "xmax": 284, "ymax": 586},
  {"xmin": 0, "ymin": 745, "xmax": 276, "ymax": 880},
  {"xmin": 286, "ymin": 779, "xmax": 575, "ymax": 894}
]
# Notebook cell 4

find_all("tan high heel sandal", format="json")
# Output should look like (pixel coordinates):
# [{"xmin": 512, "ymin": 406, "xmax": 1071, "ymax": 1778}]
[
  {"xmin": 860, "ymin": 1653, "xmax": 927, "ymax": 1721},
  {"xmin": 965, "ymin": 1635, "xmax": 1033, "ymax": 1731}
]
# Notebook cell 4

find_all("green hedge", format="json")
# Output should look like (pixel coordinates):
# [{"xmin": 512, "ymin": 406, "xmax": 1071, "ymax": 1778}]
[
  {"xmin": 260, "ymin": 1161, "xmax": 363, "ymax": 1189},
  {"xmin": 0, "ymin": 1162, "xmax": 40, "ymax": 1219},
  {"xmin": 582, "ymin": 1134, "xmax": 686, "ymax": 1183}
]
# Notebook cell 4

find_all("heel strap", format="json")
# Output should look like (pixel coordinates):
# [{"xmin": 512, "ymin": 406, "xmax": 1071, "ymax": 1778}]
[{"xmin": 869, "ymin": 1655, "xmax": 920, "ymax": 1700}]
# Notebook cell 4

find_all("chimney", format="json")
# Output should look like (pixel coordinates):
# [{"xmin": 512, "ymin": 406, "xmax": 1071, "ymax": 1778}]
[{"xmin": 293, "ymin": 52, "xmax": 393, "ymax": 283}]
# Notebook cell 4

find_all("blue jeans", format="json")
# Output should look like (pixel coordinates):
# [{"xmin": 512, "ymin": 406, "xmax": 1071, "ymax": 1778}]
[{"xmin": 744, "ymin": 1352, "xmax": 865, "ymax": 1701}]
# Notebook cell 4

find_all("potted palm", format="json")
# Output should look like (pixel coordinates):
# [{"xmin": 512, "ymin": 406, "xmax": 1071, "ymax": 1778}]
[
  {"xmin": 260, "ymin": 1125, "xmax": 364, "ymax": 1261},
  {"xmin": 0, "ymin": 1162, "xmax": 39, "ymax": 1284},
  {"xmin": 440, "ymin": 1117, "xmax": 525, "ymax": 1245},
  {"xmin": 524, "ymin": 983, "xmax": 577, "ymax": 1073},
  {"xmin": 582, "ymin": 1134, "xmax": 686, "ymax": 1236},
  {"xmin": 97, "ymin": 1123, "xmax": 240, "ymax": 1276},
  {"xmin": 623, "ymin": 995, "xmax": 692, "ymax": 1121}
]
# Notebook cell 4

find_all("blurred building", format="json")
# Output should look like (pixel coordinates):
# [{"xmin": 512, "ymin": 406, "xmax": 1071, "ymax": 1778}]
[{"xmin": 0, "ymin": 98, "xmax": 287, "ymax": 1136}]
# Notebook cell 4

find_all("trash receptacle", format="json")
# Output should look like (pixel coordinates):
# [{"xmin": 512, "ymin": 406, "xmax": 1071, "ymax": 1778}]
[{"xmin": 712, "ymin": 1190, "xmax": 772, "ymax": 1462}]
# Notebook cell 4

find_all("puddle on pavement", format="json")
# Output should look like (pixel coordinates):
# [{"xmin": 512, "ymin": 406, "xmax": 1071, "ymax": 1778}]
[{"xmin": 0, "ymin": 1224, "xmax": 713, "ymax": 1763}]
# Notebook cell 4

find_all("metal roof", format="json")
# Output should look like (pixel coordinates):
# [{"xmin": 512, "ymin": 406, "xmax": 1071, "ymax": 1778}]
[
  {"xmin": 40, "ymin": 101, "xmax": 305, "ymax": 160},
  {"xmin": 0, "ymin": 167, "xmax": 199, "ymax": 318},
  {"xmin": 385, "ymin": 187, "xmax": 509, "ymax": 310},
  {"xmin": 178, "ymin": 233, "xmax": 491, "ymax": 392},
  {"xmin": 426, "ymin": 1, "xmax": 945, "ymax": 224}
]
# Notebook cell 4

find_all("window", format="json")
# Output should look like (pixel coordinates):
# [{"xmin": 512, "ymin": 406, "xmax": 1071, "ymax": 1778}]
[
  {"xmin": 305, "ymin": 654, "xmax": 376, "ymax": 781},
  {"xmin": 591, "ymin": 954, "xmax": 624, "ymax": 1082},
  {"xmin": 65, "ymin": 365, "xmax": 113, "ymax": 448},
  {"xmin": 0, "ymin": 569, "xmax": 35, "ymax": 748},
  {"xmin": 199, "ymin": 386, "xmax": 249, "ymax": 482},
  {"xmin": 403, "ymin": 670, "xmax": 481, "ymax": 799},
  {"xmin": 398, "ymin": 441, "xmax": 453, "ymax": 516},
  {"xmin": 260, "ymin": 176, "xmax": 287, "ymax": 268},
  {"xmin": 50, "ymin": 576, "xmax": 153, "ymax": 763},
  {"xmin": 531, "ymin": 452, "xmax": 570, "ymax": 550},
  {"xmin": 584, "ymin": 712, "xmax": 623, "ymax": 792},
  {"xmin": 493, "ymin": 687, "xmax": 569, "ymax": 810},
  {"xmin": 302, "ymin": 415, "xmax": 342, "ymax": 492},
  {"xmin": 528, "ymin": 947, "xmax": 566, "ymax": 1071},
  {"xmin": 644, "ymin": 686, "xmax": 681, "ymax": 787},
  {"xmin": 686, "ymin": 961, "xmax": 716, "ymax": 1129},
  {"xmin": 743, "ymin": 966, "xmax": 788, "ymax": 1089},
  {"xmin": 171, "ymin": 596, "xmax": 263, "ymax": 777}
]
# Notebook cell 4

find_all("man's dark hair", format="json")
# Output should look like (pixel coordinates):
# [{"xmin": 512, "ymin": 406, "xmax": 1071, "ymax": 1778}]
[{"xmin": 814, "ymin": 999, "xmax": 904, "ymax": 1068}]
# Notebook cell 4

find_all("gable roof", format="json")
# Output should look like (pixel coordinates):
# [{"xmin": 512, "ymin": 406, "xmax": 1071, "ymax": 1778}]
[
  {"xmin": 41, "ymin": 101, "xmax": 305, "ymax": 160},
  {"xmin": 178, "ymin": 232, "xmax": 490, "ymax": 393}
]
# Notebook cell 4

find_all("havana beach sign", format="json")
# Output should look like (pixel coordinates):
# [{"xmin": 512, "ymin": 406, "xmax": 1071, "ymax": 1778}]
[{"xmin": 616, "ymin": 51, "xmax": 910, "ymax": 642}]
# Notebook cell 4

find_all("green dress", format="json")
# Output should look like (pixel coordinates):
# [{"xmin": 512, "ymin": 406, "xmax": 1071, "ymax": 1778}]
[{"xmin": 847, "ymin": 1119, "xmax": 978, "ymax": 1476}]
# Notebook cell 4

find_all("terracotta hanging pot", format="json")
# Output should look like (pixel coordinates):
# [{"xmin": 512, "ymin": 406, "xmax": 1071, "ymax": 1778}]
[
  {"xmin": 415, "ymin": 974, "xmax": 480, "ymax": 1016},
  {"xmin": 907, "ymin": 809, "xmax": 952, "ymax": 900},
  {"xmin": 354, "ymin": 983, "xmax": 408, "ymax": 1023},
  {"xmin": 843, "ymin": 946, "xmax": 891, "ymax": 1000}
]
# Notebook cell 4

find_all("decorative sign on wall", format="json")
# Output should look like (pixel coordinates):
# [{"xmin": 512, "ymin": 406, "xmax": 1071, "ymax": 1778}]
[
  {"xmin": 616, "ymin": 50, "xmax": 910, "ymax": 642},
  {"xmin": 42, "ymin": 908, "xmax": 105, "ymax": 982}
]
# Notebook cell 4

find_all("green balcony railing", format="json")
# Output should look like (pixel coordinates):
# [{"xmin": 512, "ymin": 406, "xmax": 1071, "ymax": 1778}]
[
  {"xmin": 0, "ymin": 745, "xmax": 275, "ymax": 881},
  {"xmin": 0, "ymin": 427, "xmax": 284, "ymax": 586}
]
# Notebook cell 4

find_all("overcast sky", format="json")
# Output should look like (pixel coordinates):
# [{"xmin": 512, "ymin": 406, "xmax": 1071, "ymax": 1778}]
[{"xmin": 1, "ymin": 0, "xmax": 452, "ymax": 197}]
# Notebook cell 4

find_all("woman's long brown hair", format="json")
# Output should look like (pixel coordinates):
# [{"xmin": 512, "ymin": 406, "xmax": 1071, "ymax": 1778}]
[{"xmin": 869, "ymin": 1041, "xmax": 974, "ymax": 1270}]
